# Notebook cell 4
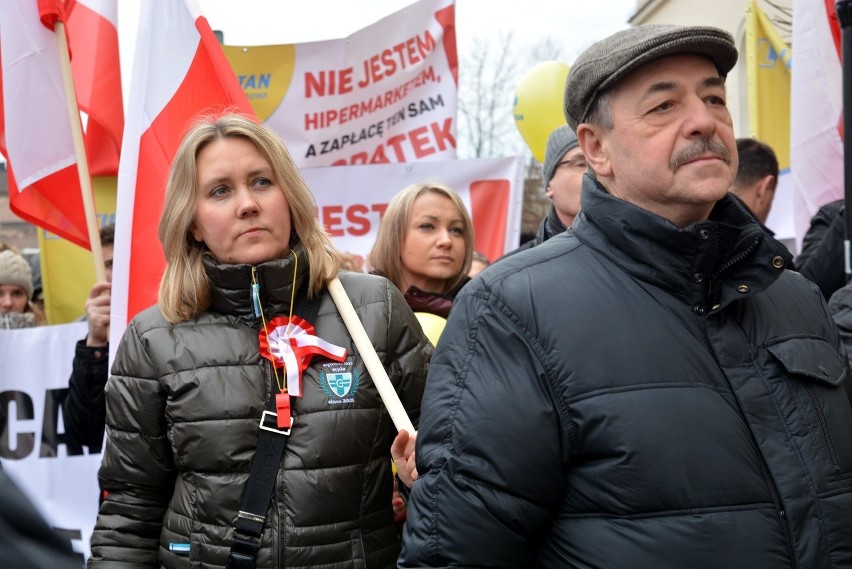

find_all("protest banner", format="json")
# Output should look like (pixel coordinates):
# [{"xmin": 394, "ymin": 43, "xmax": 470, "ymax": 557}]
[
  {"xmin": 223, "ymin": 0, "xmax": 458, "ymax": 167},
  {"xmin": 0, "ymin": 321, "xmax": 99, "ymax": 562}
]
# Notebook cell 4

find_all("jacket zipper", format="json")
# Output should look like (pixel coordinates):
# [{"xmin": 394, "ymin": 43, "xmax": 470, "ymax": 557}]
[{"xmin": 804, "ymin": 384, "xmax": 841, "ymax": 472}]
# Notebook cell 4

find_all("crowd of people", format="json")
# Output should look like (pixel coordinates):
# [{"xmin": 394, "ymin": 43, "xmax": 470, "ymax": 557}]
[{"xmin": 2, "ymin": 20, "xmax": 852, "ymax": 569}]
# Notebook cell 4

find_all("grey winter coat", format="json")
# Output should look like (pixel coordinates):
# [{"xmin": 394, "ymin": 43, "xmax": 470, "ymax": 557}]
[
  {"xmin": 400, "ymin": 179, "xmax": 852, "ymax": 568},
  {"xmin": 90, "ymin": 248, "xmax": 429, "ymax": 568}
]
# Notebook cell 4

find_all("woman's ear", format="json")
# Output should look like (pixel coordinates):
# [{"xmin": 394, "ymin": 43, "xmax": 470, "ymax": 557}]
[{"xmin": 577, "ymin": 124, "xmax": 613, "ymax": 178}]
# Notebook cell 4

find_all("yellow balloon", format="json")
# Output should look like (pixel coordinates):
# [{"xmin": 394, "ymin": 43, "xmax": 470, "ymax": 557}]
[
  {"xmin": 513, "ymin": 62, "xmax": 571, "ymax": 162},
  {"xmin": 414, "ymin": 312, "xmax": 447, "ymax": 346}
]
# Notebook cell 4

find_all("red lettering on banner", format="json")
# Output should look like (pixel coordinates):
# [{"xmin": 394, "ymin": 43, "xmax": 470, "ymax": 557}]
[
  {"xmin": 372, "ymin": 203, "xmax": 388, "ymax": 218},
  {"xmin": 409, "ymin": 126, "xmax": 433, "ymax": 157},
  {"xmin": 357, "ymin": 31, "xmax": 436, "ymax": 88},
  {"xmin": 346, "ymin": 204, "xmax": 371, "ymax": 236},
  {"xmin": 322, "ymin": 205, "xmax": 344, "ymax": 236},
  {"xmin": 431, "ymin": 117, "xmax": 454, "ymax": 151},
  {"xmin": 317, "ymin": 204, "xmax": 389, "ymax": 236},
  {"xmin": 304, "ymin": 66, "xmax": 440, "ymax": 130},
  {"xmin": 305, "ymin": 68, "xmax": 355, "ymax": 98},
  {"xmin": 386, "ymin": 134, "xmax": 408, "ymax": 161},
  {"xmin": 329, "ymin": 118, "xmax": 455, "ymax": 165}
]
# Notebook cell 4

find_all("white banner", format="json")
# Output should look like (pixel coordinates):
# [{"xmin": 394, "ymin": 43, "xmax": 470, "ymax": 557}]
[
  {"xmin": 0, "ymin": 322, "xmax": 99, "ymax": 562},
  {"xmin": 223, "ymin": 0, "xmax": 458, "ymax": 167},
  {"xmin": 304, "ymin": 156, "xmax": 525, "ymax": 267}
]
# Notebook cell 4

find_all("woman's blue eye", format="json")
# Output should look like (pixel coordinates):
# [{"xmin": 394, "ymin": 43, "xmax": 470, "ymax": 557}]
[{"xmin": 450, "ymin": 227, "xmax": 464, "ymax": 236}]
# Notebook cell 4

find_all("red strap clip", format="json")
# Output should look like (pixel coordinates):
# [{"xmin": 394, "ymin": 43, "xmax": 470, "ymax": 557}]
[{"xmin": 275, "ymin": 392, "xmax": 292, "ymax": 429}]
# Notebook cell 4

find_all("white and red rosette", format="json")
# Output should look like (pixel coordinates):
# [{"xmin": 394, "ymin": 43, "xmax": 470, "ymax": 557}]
[{"xmin": 259, "ymin": 316, "xmax": 347, "ymax": 396}]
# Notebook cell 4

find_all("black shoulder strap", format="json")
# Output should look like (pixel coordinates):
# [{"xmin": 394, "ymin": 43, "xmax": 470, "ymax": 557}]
[{"xmin": 227, "ymin": 283, "xmax": 321, "ymax": 569}]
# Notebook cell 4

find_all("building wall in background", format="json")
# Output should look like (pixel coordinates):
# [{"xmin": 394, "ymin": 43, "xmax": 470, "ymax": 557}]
[{"xmin": 629, "ymin": 0, "xmax": 792, "ymax": 137}]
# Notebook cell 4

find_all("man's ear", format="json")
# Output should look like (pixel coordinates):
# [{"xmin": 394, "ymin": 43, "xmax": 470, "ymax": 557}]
[
  {"xmin": 577, "ymin": 124, "xmax": 612, "ymax": 178},
  {"xmin": 756, "ymin": 174, "xmax": 776, "ymax": 203}
]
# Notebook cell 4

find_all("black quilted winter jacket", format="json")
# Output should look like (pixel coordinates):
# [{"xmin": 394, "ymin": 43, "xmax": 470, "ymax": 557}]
[
  {"xmin": 90, "ymin": 248, "xmax": 429, "ymax": 568},
  {"xmin": 400, "ymin": 179, "xmax": 852, "ymax": 568}
]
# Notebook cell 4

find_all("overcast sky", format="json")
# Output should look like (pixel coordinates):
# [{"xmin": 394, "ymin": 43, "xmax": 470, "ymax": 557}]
[
  {"xmin": 196, "ymin": 0, "xmax": 635, "ymax": 54},
  {"xmin": 118, "ymin": 0, "xmax": 635, "ymax": 80}
]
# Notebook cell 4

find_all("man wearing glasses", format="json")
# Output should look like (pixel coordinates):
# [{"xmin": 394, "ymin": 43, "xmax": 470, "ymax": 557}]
[{"xmin": 508, "ymin": 125, "xmax": 585, "ymax": 257}]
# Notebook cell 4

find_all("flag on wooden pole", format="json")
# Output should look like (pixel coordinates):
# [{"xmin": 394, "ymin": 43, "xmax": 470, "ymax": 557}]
[
  {"xmin": 0, "ymin": 0, "xmax": 91, "ymax": 249},
  {"xmin": 110, "ymin": 0, "xmax": 255, "ymax": 337}
]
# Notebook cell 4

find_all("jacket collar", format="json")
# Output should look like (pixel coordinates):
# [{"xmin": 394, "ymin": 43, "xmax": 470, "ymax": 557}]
[
  {"xmin": 205, "ymin": 244, "xmax": 310, "ymax": 319},
  {"xmin": 533, "ymin": 205, "xmax": 569, "ymax": 246},
  {"xmin": 573, "ymin": 177, "xmax": 792, "ymax": 311},
  {"xmin": 403, "ymin": 276, "xmax": 470, "ymax": 319}
]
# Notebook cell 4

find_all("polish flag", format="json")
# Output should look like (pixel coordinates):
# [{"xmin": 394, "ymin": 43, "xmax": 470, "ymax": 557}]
[
  {"xmin": 110, "ymin": 0, "xmax": 254, "ymax": 338},
  {"xmin": 0, "ymin": 0, "xmax": 90, "ymax": 249},
  {"xmin": 790, "ymin": 0, "xmax": 843, "ymax": 246},
  {"xmin": 67, "ymin": 0, "xmax": 123, "ymax": 176}
]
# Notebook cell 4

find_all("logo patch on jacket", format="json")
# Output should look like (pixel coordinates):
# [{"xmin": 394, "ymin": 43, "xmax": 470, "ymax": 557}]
[{"xmin": 320, "ymin": 360, "xmax": 359, "ymax": 404}]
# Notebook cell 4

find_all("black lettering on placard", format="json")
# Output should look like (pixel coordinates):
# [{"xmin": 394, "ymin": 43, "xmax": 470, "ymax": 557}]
[
  {"xmin": 40, "ymin": 388, "xmax": 83, "ymax": 458},
  {"xmin": 0, "ymin": 390, "xmax": 35, "ymax": 459}
]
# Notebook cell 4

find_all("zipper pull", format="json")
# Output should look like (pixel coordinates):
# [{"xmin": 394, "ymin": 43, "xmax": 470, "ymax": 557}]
[{"xmin": 251, "ymin": 266, "xmax": 261, "ymax": 318}]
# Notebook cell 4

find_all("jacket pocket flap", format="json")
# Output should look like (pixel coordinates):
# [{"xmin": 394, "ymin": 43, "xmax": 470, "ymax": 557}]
[{"xmin": 766, "ymin": 337, "xmax": 847, "ymax": 386}]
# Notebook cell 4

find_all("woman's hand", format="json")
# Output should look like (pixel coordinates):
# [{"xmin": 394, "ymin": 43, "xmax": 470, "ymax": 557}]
[{"xmin": 391, "ymin": 429, "xmax": 418, "ymax": 488}]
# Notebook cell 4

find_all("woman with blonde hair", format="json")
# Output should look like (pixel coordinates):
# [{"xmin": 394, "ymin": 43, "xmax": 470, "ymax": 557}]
[
  {"xmin": 369, "ymin": 182, "xmax": 473, "ymax": 325},
  {"xmin": 368, "ymin": 182, "xmax": 473, "ymax": 527},
  {"xmin": 89, "ymin": 114, "xmax": 429, "ymax": 568}
]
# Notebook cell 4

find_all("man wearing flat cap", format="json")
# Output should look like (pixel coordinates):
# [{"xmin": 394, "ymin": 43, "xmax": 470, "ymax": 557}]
[{"xmin": 399, "ymin": 24, "xmax": 852, "ymax": 568}]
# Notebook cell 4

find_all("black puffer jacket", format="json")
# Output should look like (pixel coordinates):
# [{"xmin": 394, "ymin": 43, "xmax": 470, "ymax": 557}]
[
  {"xmin": 796, "ymin": 199, "xmax": 845, "ymax": 300},
  {"xmin": 65, "ymin": 339, "xmax": 109, "ymax": 450},
  {"xmin": 90, "ymin": 248, "xmax": 429, "ymax": 568},
  {"xmin": 400, "ymin": 179, "xmax": 852, "ymax": 568}
]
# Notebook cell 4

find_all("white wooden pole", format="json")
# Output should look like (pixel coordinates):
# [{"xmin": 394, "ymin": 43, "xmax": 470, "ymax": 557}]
[{"xmin": 327, "ymin": 277, "xmax": 415, "ymax": 433}]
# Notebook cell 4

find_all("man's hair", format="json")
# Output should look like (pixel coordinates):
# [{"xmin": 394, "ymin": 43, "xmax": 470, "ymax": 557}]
[
  {"xmin": 157, "ymin": 113, "xmax": 340, "ymax": 323},
  {"xmin": 734, "ymin": 138, "xmax": 778, "ymax": 189},
  {"xmin": 583, "ymin": 89, "xmax": 614, "ymax": 131},
  {"xmin": 99, "ymin": 224, "xmax": 115, "ymax": 247},
  {"xmin": 368, "ymin": 182, "xmax": 474, "ymax": 294}
]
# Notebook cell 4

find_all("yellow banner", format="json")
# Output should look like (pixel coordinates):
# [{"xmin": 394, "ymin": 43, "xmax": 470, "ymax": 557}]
[
  {"xmin": 745, "ymin": 1, "xmax": 791, "ymax": 169},
  {"xmin": 39, "ymin": 177, "xmax": 116, "ymax": 324}
]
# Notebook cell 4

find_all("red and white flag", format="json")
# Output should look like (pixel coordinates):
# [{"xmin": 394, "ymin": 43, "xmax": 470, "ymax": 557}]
[
  {"xmin": 0, "ymin": 0, "xmax": 90, "ymax": 249},
  {"xmin": 111, "ymin": 0, "xmax": 254, "ymax": 338},
  {"xmin": 791, "ymin": 0, "xmax": 843, "ymax": 246},
  {"xmin": 67, "ymin": 0, "xmax": 123, "ymax": 176}
]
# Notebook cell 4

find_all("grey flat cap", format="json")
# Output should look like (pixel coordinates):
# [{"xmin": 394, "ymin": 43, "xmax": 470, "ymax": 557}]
[{"xmin": 564, "ymin": 24, "xmax": 738, "ymax": 130}]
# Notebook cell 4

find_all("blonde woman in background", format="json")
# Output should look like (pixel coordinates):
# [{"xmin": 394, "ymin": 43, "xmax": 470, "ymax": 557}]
[{"xmin": 369, "ymin": 181, "xmax": 474, "ymax": 335}]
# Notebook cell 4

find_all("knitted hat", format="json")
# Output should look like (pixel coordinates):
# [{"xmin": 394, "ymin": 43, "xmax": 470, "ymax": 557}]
[
  {"xmin": 564, "ymin": 24, "xmax": 738, "ymax": 130},
  {"xmin": 0, "ymin": 250, "xmax": 34, "ymax": 300},
  {"xmin": 542, "ymin": 125, "xmax": 580, "ymax": 186}
]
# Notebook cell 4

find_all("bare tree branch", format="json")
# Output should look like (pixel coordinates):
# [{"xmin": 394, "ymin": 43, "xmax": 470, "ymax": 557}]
[{"xmin": 457, "ymin": 33, "xmax": 566, "ymax": 160}]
